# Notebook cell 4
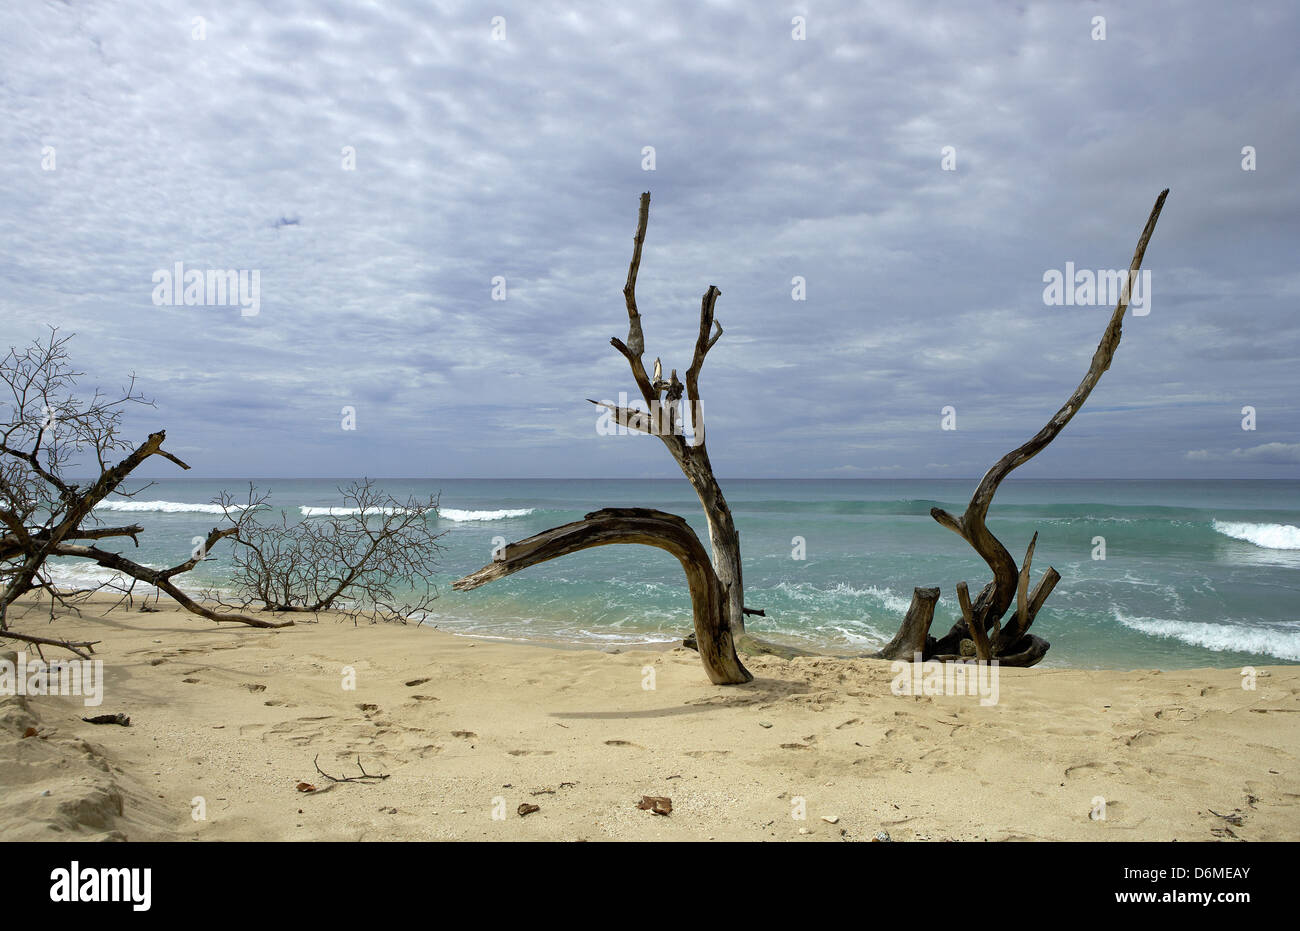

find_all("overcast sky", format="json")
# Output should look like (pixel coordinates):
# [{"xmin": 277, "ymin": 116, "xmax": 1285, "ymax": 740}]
[{"xmin": 2, "ymin": 1, "xmax": 1297, "ymax": 479}]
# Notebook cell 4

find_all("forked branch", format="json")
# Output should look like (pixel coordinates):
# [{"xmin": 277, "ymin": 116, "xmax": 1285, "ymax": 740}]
[{"xmin": 926, "ymin": 189, "xmax": 1169, "ymax": 652}]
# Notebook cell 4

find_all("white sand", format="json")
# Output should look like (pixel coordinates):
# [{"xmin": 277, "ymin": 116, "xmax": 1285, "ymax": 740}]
[{"xmin": 2, "ymin": 597, "xmax": 1297, "ymax": 841}]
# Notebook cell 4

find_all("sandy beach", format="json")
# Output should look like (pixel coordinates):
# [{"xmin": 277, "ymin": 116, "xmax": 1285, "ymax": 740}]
[{"xmin": 2, "ymin": 596, "xmax": 1296, "ymax": 842}]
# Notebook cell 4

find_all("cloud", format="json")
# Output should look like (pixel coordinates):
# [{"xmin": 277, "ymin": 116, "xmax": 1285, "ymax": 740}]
[
  {"xmin": 1186, "ymin": 443, "xmax": 1300, "ymax": 465},
  {"xmin": 1, "ymin": 0, "xmax": 1297, "ymax": 478}
]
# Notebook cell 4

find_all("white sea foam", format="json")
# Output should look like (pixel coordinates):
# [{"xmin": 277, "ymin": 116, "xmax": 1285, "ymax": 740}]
[
  {"xmin": 1114, "ymin": 610, "xmax": 1300, "ymax": 661},
  {"xmin": 93, "ymin": 500, "xmax": 535, "ymax": 522},
  {"xmin": 299, "ymin": 505, "xmax": 405, "ymax": 517},
  {"xmin": 1212, "ymin": 520, "xmax": 1300, "ymax": 550},
  {"xmin": 42, "ymin": 560, "xmax": 166, "ymax": 589},
  {"xmin": 94, "ymin": 500, "xmax": 236, "ymax": 515},
  {"xmin": 771, "ymin": 581, "xmax": 911, "ymax": 614},
  {"xmin": 438, "ymin": 508, "xmax": 534, "ymax": 522},
  {"xmin": 812, "ymin": 624, "xmax": 891, "ymax": 647}
]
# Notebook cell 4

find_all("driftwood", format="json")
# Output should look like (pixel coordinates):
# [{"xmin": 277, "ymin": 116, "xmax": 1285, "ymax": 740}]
[
  {"xmin": 871, "ymin": 587, "xmax": 940, "ymax": 660},
  {"xmin": 0, "ymin": 329, "xmax": 297, "ymax": 647},
  {"xmin": 876, "ymin": 188, "xmax": 1169, "ymax": 667},
  {"xmin": 589, "ymin": 193, "xmax": 752, "ymax": 635},
  {"xmin": 455, "ymin": 508, "xmax": 751, "ymax": 685}
]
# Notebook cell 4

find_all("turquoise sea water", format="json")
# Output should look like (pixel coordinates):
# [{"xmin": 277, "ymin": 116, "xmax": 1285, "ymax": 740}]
[{"xmin": 56, "ymin": 478, "xmax": 1300, "ymax": 669}]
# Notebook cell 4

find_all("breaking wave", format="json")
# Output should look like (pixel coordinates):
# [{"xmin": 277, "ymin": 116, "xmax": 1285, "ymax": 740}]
[
  {"xmin": 1114, "ymin": 610, "xmax": 1300, "ymax": 661},
  {"xmin": 299, "ymin": 506, "xmax": 405, "ymax": 517},
  {"xmin": 437, "ymin": 508, "xmax": 535, "ymax": 522},
  {"xmin": 93, "ymin": 500, "xmax": 241, "ymax": 514},
  {"xmin": 1212, "ymin": 520, "xmax": 1300, "ymax": 550}
]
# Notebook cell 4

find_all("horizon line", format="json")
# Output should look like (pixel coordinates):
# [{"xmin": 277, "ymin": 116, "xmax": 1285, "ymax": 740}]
[{"xmin": 98, "ymin": 475, "xmax": 1300, "ymax": 482}]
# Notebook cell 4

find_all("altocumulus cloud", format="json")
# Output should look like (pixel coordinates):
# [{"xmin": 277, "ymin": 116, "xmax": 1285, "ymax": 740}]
[
  {"xmin": 0, "ymin": 0, "xmax": 1296, "ymax": 478},
  {"xmin": 1187, "ymin": 443, "xmax": 1300, "ymax": 465}
]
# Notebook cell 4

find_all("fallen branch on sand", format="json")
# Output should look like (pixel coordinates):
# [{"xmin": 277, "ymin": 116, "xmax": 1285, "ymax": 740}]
[{"xmin": 312, "ymin": 754, "xmax": 390, "ymax": 784}]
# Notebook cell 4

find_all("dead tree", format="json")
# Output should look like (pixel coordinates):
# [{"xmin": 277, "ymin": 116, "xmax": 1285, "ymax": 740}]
[
  {"xmin": 590, "ymin": 193, "xmax": 752, "ymax": 636},
  {"xmin": 455, "ymin": 508, "xmax": 751, "ymax": 684},
  {"xmin": 200, "ymin": 481, "xmax": 446, "ymax": 623},
  {"xmin": 0, "ymin": 329, "xmax": 292, "ymax": 654},
  {"xmin": 875, "ymin": 189, "xmax": 1170, "ymax": 667}
]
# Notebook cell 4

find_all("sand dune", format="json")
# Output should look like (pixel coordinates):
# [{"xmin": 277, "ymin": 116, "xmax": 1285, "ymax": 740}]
[{"xmin": 2, "ymin": 597, "xmax": 1297, "ymax": 841}]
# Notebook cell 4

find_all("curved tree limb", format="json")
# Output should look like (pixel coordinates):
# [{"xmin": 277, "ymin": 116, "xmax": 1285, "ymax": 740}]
[
  {"xmin": 51, "ymin": 541, "xmax": 294, "ymax": 628},
  {"xmin": 926, "ymin": 188, "xmax": 1169, "ymax": 647},
  {"xmin": 454, "ymin": 507, "xmax": 751, "ymax": 685}
]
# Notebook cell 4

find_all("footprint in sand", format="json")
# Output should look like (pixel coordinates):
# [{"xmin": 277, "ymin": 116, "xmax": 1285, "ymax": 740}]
[
  {"xmin": 507, "ymin": 749, "xmax": 555, "ymax": 756},
  {"xmin": 604, "ymin": 739, "xmax": 641, "ymax": 748},
  {"xmin": 242, "ymin": 683, "xmax": 267, "ymax": 692},
  {"xmin": 405, "ymin": 678, "xmax": 431, "ymax": 687},
  {"xmin": 181, "ymin": 677, "xmax": 200, "ymax": 684},
  {"xmin": 410, "ymin": 695, "xmax": 438, "ymax": 702},
  {"xmin": 452, "ymin": 730, "xmax": 477, "ymax": 738},
  {"xmin": 1064, "ymin": 761, "xmax": 1123, "ymax": 780}
]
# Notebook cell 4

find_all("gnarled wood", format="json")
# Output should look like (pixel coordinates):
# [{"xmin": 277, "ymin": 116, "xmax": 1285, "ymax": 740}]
[
  {"xmin": 872, "ymin": 587, "xmax": 940, "ymax": 661},
  {"xmin": 454, "ymin": 507, "xmax": 751, "ymax": 685},
  {"xmin": 957, "ymin": 581, "xmax": 991, "ymax": 661},
  {"xmin": 931, "ymin": 189, "xmax": 1167, "ymax": 633},
  {"xmin": 595, "ymin": 193, "xmax": 749, "ymax": 635},
  {"xmin": 996, "ymin": 566, "xmax": 1061, "ymax": 654},
  {"xmin": 886, "ymin": 189, "xmax": 1169, "ymax": 667}
]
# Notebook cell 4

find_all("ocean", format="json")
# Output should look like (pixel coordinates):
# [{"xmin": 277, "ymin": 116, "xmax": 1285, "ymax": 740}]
[{"xmin": 59, "ymin": 478, "xmax": 1300, "ymax": 670}]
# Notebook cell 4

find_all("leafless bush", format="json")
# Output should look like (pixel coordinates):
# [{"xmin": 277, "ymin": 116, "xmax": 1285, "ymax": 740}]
[
  {"xmin": 1, "ymin": 329, "xmax": 445, "ymax": 656},
  {"xmin": 203, "ymin": 481, "xmax": 446, "ymax": 623}
]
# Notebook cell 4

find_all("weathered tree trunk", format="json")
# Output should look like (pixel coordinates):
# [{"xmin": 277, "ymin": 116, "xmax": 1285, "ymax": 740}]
[
  {"xmin": 879, "ymin": 189, "xmax": 1170, "ymax": 668},
  {"xmin": 680, "ymin": 449, "xmax": 745, "ymax": 639},
  {"xmin": 454, "ymin": 508, "xmax": 752, "ymax": 685},
  {"xmin": 592, "ymin": 193, "xmax": 749, "ymax": 636},
  {"xmin": 871, "ymin": 587, "xmax": 940, "ymax": 661}
]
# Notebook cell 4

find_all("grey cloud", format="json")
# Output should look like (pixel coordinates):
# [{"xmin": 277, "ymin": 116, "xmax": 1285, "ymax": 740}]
[{"xmin": 1, "ymin": 0, "xmax": 1297, "ymax": 478}]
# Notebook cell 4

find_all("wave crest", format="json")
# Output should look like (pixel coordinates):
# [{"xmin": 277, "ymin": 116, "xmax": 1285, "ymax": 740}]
[
  {"xmin": 438, "ymin": 508, "xmax": 534, "ymax": 522},
  {"xmin": 300, "ymin": 506, "xmax": 405, "ymax": 517},
  {"xmin": 94, "ymin": 500, "xmax": 235, "ymax": 515},
  {"xmin": 1212, "ymin": 520, "xmax": 1300, "ymax": 550},
  {"xmin": 1114, "ymin": 610, "xmax": 1300, "ymax": 661}
]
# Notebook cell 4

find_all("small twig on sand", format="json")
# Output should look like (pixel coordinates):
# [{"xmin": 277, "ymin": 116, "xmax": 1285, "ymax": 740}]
[{"xmin": 313, "ymin": 754, "xmax": 389, "ymax": 784}]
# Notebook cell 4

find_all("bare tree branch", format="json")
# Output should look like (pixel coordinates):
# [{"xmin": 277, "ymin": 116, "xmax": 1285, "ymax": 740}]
[
  {"xmin": 0, "ymin": 629, "xmax": 99, "ymax": 660},
  {"xmin": 595, "ymin": 194, "xmax": 750, "ymax": 635},
  {"xmin": 455, "ymin": 507, "xmax": 751, "ymax": 685},
  {"xmin": 891, "ymin": 188, "xmax": 1170, "ymax": 666}
]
